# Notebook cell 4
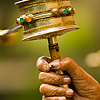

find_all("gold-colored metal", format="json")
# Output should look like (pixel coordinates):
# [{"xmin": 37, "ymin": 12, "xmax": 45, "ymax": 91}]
[
  {"xmin": 48, "ymin": 36, "xmax": 61, "ymax": 60},
  {"xmin": 15, "ymin": 0, "xmax": 78, "ymax": 40},
  {"xmin": 23, "ymin": 21, "xmax": 76, "ymax": 34},
  {"xmin": 23, "ymin": 24, "xmax": 78, "ymax": 41},
  {"xmin": 15, "ymin": 0, "xmax": 79, "ymax": 89},
  {"xmin": 15, "ymin": 0, "xmax": 30, "ymax": 5},
  {"xmin": 0, "ymin": 25, "xmax": 22, "ymax": 46},
  {"xmin": 15, "ymin": 0, "xmax": 70, "ymax": 11},
  {"xmin": 68, "ymin": 7, "xmax": 76, "ymax": 15},
  {"xmin": 29, "ymin": 8, "xmax": 52, "ymax": 15},
  {"xmin": 0, "ymin": 30, "xmax": 9, "ymax": 37},
  {"xmin": 16, "ymin": 6, "xmax": 75, "ymax": 26},
  {"xmin": 19, "ymin": 2, "xmax": 51, "ymax": 10},
  {"xmin": 0, "ymin": 25, "xmax": 22, "ymax": 36}
]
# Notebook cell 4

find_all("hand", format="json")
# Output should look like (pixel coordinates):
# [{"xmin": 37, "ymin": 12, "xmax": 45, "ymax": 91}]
[{"xmin": 36, "ymin": 56, "xmax": 100, "ymax": 100}]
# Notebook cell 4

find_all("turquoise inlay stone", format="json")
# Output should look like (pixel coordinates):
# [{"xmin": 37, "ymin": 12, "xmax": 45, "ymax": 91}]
[
  {"xmin": 20, "ymin": 17, "xmax": 24, "ymax": 22},
  {"xmin": 64, "ymin": 9, "xmax": 69, "ymax": 14}
]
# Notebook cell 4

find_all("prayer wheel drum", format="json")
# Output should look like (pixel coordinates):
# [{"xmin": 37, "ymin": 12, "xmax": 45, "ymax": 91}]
[{"xmin": 15, "ymin": 0, "xmax": 79, "ymax": 41}]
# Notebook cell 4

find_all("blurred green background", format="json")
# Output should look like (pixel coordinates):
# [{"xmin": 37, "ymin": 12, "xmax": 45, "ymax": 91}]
[{"xmin": 0, "ymin": 0, "xmax": 100, "ymax": 100}]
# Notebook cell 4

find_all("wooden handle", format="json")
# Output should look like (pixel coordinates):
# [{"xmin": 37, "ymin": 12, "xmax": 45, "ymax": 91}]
[
  {"xmin": 49, "ymin": 44, "xmax": 61, "ymax": 61},
  {"xmin": 48, "ymin": 37, "xmax": 68, "ymax": 87},
  {"xmin": 48, "ymin": 36, "xmax": 61, "ymax": 60}
]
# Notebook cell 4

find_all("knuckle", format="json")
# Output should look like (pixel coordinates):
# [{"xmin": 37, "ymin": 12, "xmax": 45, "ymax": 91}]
[
  {"xmin": 59, "ymin": 57, "xmax": 72, "ymax": 70},
  {"xmin": 64, "ymin": 57, "xmax": 73, "ymax": 65},
  {"xmin": 36, "ymin": 56, "xmax": 45, "ymax": 66},
  {"xmin": 36, "ymin": 62, "xmax": 44, "ymax": 72},
  {"xmin": 36, "ymin": 64, "xmax": 42, "ymax": 71},
  {"xmin": 63, "ymin": 57, "xmax": 74, "ymax": 69},
  {"xmin": 39, "ymin": 72, "xmax": 45, "ymax": 81},
  {"xmin": 36, "ymin": 56, "xmax": 50, "ymax": 72},
  {"xmin": 39, "ymin": 84, "xmax": 46, "ymax": 94}
]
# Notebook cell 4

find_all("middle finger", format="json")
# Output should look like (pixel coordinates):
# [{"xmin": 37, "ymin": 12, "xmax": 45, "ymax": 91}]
[{"xmin": 39, "ymin": 72, "xmax": 71, "ymax": 85}]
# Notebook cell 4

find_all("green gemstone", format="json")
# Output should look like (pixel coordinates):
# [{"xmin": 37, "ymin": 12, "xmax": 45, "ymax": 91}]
[
  {"xmin": 64, "ymin": 9, "xmax": 69, "ymax": 14},
  {"xmin": 20, "ymin": 17, "xmax": 24, "ymax": 22}
]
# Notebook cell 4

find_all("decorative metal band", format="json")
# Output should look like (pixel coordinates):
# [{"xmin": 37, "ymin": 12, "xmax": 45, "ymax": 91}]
[
  {"xmin": 26, "ymin": 8, "xmax": 52, "ymax": 15},
  {"xmin": 16, "ymin": 6, "xmax": 75, "ymax": 25},
  {"xmin": 37, "ymin": 17, "xmax": 54, "ymax": 22},
  {"xmin": 19, "ymin": 0, "xmax": 69, "ymax": 10},
  {"xmin": 15, "ymin": 0, "xmax": 70, "ymax": 5},
  {"xmin": 24, "ymin": 22, "xmax": 72, "ymax": 34},
  {"xmin": 19, "ymin": 2, "xmax": 48, "ymax": 11}
]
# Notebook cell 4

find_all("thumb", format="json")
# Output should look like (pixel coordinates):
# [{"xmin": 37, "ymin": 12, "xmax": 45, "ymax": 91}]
[
  {"xmin": 50, "ymin": 57, "xmax": 99, "ymax": 84},
  {"xmin": 50, "ymin": 57, "xmax": 84, "ymax": 79}
]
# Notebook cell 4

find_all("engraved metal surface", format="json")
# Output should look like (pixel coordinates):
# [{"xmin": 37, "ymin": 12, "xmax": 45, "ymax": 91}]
[{"xmin": 15, "ymin": 0, "xmax": 79, "ymax": 41}]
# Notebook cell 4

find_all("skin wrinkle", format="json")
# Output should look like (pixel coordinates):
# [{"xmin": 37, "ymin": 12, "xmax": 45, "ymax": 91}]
[
  {"xmin": 62, "ymin": 58, "xmax": 100, "ymax": 94},
  {"xmin": 72, "ymin": 69, "xmax": 100, "ymax": 99},
  {"xmin": 41, "ymin": 56, "xmax": 52, "ymax": 63},
  {"xmin": 39, "ymin": 72, "xmax": 71, "ymax": 85},
  {"xmin": 73, "ymin": 93, "xmax": 90, "ymax": 100},
  {"xmin": 73, "ymin": 80, "xmax": 100, "ymax": 100},
  {"xmin": 40, "ymin": 84, "xmax": 73, "ymax": 97},
  {"xmin": 42, "ymin": 84, "xmax": 59, "ymax": 96},
  {"xmin": 43, "ymin": 96, "xmax": 67, "ymax": 100},
  {"xmin": 37, "ymin": 57, "xmax": 100, "ymax": 100},
  {"xmin": 71, "ymin": 70, "xmax": 100, "ymax": 99},
  {"xmin": 36, "ymin": 56, "xmax": 51, "ymax": 72},
  {"xmin": 39, "ymin": 72, "xmax": 57, "ymax": 84},
  {"xmin": 68, "ymin": 60, "xmax": 100, "ymax": 100}
]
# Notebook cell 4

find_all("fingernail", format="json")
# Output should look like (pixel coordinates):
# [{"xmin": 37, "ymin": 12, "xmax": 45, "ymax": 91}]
[
  {"xmin": 49, "ymin": 60, "xmax": 60, "ymax": 69},
  {"xmin": 59, "ymin": 97, "xmax": 66, "ymax": 100},
  {"xmin": 42, "ymin": 95, "xmax": 45, "ymax": 100},
  {"xmin": 64, "ymin": 78, "xmax": 70, "ymax": 84},
  {"xmin": 43, "ymin": 64, "xmax": 50, "ymax": 72},
  {"xmin": 66, "ymin": 89, "xmax": 74, "ymax": 97}
]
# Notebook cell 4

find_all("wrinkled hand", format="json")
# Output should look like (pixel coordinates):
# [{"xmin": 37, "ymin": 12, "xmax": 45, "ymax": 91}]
[{"xmin": 36, "ymin": 56, "xmax": 100, "ymax": 100}]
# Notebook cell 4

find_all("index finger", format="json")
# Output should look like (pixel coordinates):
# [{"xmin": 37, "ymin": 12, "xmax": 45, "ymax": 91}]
[{"xmin": 36, "ymin": 56, "xmax": 51, "ymax": 72}]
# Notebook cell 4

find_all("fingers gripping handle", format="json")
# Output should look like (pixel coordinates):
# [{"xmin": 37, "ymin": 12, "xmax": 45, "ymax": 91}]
[{"xmin": 48, "ymin": 37, "xmax": 68, "ymax": 88}]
